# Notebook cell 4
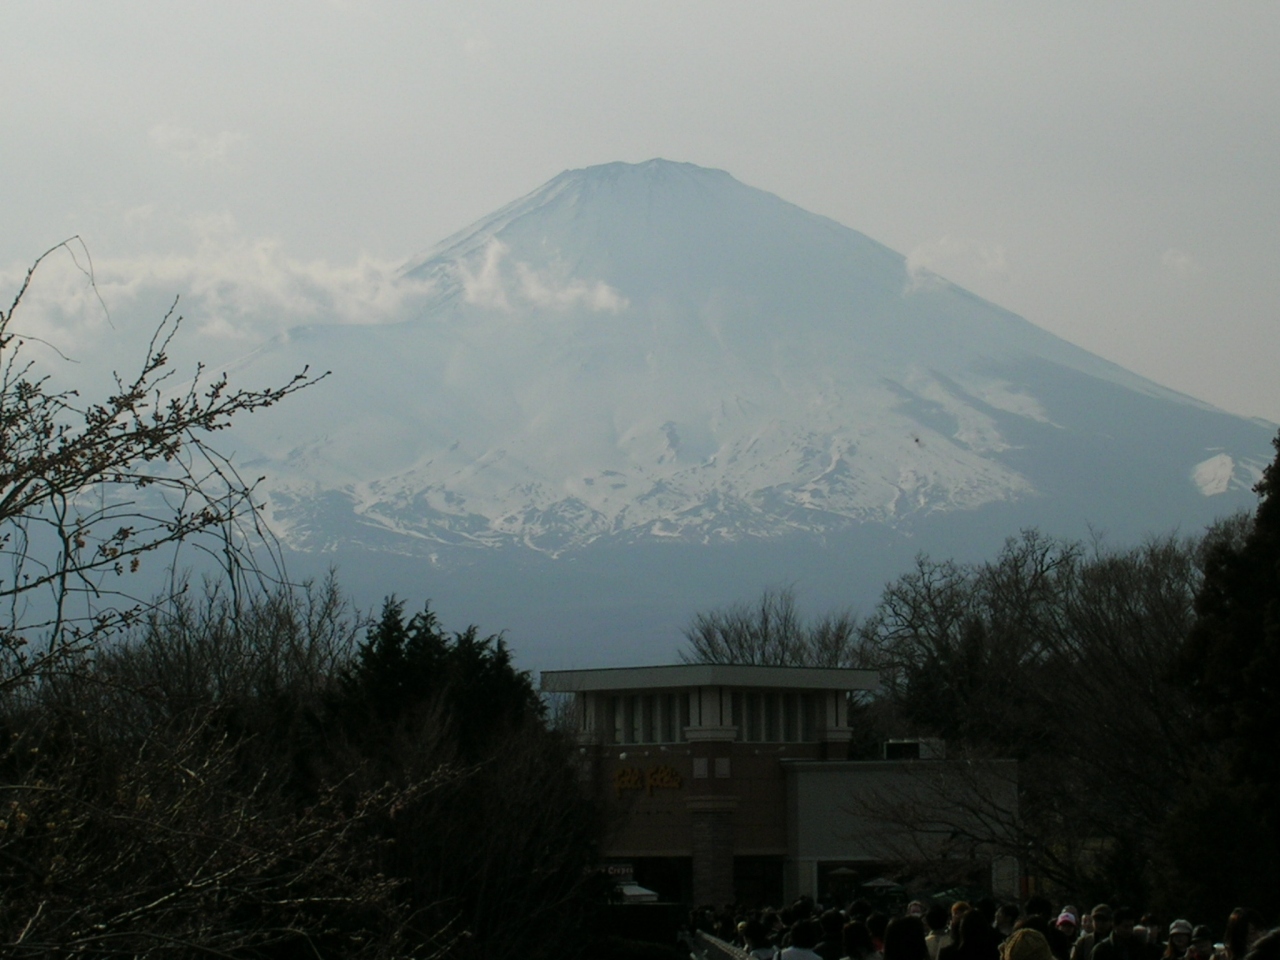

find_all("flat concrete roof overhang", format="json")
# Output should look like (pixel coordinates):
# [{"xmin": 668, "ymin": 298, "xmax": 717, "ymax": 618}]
[{"xmin": 540, "ymin": 663, "xmax": 878, "ymax": 693}]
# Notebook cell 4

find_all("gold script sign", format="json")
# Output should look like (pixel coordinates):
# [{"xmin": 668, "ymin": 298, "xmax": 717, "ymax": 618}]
[
  {"xmin": 614, "ymin": 767, "xmax": 644, "ymax": 796},
  {"xmin": 614, "ymin": 764, "xmax": 684, "ymax": 797},
  {"xmin": 646, "ymin": 764, "xmax": 683, "ymax": 793}
]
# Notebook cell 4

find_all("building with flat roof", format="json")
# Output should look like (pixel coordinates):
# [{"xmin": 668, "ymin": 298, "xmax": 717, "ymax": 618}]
[{"xmin": 543, "ymin": 663, "xmax": 1018, "ymax": 907}]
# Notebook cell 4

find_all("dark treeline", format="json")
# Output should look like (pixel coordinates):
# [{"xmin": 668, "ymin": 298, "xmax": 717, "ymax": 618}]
[
  {"xmin": 0, "ymin": 580, "xmax": 602, "ymax": 957},
  {"xmin": 686, "ymin": 432, "xmax": 1280, "ymax": 922}
]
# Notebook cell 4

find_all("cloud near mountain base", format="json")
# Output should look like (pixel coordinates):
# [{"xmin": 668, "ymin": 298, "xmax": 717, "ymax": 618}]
[
  {"xmin": 458, "ymin": 240, "xmax": 628, "ymax": 314},
  {"xmin": 0, "ymin": 225, "xmax": 439, "ymax": 370}
]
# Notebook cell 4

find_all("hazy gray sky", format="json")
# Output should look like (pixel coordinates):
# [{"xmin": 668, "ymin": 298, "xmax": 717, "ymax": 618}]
[{"xmin": 3, "ymin": 2, "xmax": 1278, "ymax": 422}]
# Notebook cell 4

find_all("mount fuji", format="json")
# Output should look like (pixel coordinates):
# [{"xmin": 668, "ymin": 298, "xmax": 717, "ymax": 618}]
[{"xmin": 227, "ymin": 160, "xmax": 1275, "ymax": 664}]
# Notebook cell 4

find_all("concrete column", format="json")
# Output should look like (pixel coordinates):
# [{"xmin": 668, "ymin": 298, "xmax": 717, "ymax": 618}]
[
  {"xmin": 819, "ymin": 690, "xmax": 853, "ymax": 758},
  {"xmin": 685, "ymin": 684, "xmax": 737, "ymax": 741}
]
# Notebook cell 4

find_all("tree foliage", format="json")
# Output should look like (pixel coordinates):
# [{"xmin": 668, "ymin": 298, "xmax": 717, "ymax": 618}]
[
  {"xmin": 343, "ymin": 598, "xmax": 541, "ymax": 760},
  {"xmin": 332, "ymin": 597, "xmax": 605, "ymax": 957},
  {"xmin": 0, "ymin": 579, "xmax": 604, "ymax": 958},
  {"xmin": 1164, "ymin": 430, "xmax": 1280, "ymax": 920}
]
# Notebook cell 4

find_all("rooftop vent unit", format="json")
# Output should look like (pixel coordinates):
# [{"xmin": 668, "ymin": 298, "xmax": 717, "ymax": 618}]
[{"xmin": 882, "ymin": 738, "xmax": 946, "ymax": 761}]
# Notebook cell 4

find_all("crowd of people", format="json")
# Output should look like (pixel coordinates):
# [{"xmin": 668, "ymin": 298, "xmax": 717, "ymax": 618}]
[{"xmin": 690, "ymin": 898, "xmax": 1277, "ymax": 960}]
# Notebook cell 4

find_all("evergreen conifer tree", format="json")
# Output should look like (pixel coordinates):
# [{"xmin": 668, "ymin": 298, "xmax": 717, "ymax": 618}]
[{"xmin": 1166, "ymin": 430, "xmax": 1280, "ymax": 918}]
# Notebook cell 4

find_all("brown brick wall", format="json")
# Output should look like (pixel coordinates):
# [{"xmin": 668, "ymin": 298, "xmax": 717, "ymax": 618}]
[
  {"xmin": 594, "ymin": 741, "xmax": 824, "ymax": 858},
  {"xmin": 689, "ymin": 804, "xmax": 735, "ymax": 907}
]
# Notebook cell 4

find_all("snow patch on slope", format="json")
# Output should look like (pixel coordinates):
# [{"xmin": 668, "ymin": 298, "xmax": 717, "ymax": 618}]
[
  {"xmin": 1190, "ymin": 452, "xmax": 1268, "ymax": 498},
  {"xmin": 1192, "ymin": 453, "xmax": 1236, "ymax": 496}
]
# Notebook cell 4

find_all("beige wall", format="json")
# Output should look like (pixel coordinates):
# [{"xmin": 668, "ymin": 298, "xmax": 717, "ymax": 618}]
[{"xmin": 784, "ymin": 758, "xmax": 1021, "ymax": 900}]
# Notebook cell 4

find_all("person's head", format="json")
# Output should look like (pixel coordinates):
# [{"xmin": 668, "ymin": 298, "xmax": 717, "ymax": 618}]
[
  {"xmin": 1026, "ymin": 897, "xmax": 1054, "ymax": 920},
  {"xmin": 844, "ymin": 920, "xmax": 876, "ymax": 960},
  {"xmin": 1168, "ymin": 920, "xmax": 1193, "ymax": 955},
  {"xmin": 999, "ymin": 905, "xmax": 1022, "ymax": 930},
  {"xmin": 1113, "ymin": 908, "xmax": 1139, "ymax": 941},
  {"xmin": 848, "ymin": 899, "xmax": 873, "ymax": 921},
  {"xmin": 883, "ymin": 915, "xmax": 930, "ymax": 960},
  {"xmin": 1092, "ymin": 906, "xmax": 1115, "ymax": 939},
  {"xmin": 926, "ymin": 903, "xmax": 951, "ymax": 934},
  {"xmin": 791, "ymin": 919, "xmax": 823, "ymax": 950},
  {"xmin": 821, "ymin": 910, "xmax": 845, "ymax": 943},
  {"xmin": 1143, "ymin": 916, "xmax": 1162, "ymax": 947},
  {"xmin": 1056, "ymin": 913, "xmax": 1079, "ymax": 940},
  {"xmin": 908, "ymin": 901, "xmax": 927, "ymax": 918},
  {"xmin": 1190, "ymin": 926, "xmax": 1216, "ymax": 960},
  {"xmin": 1002, "ymin": 929, "xmax": 1055, "ymax": 960},
  {"xmin": 1225, "ymin": 908, "xmax": 1266, "ymax": 959},
  {"xmin": 743, "ymin": 919, "xmax": 769, "ymax": 949},
  {"xmin": 956, "ymin": 910, "xmax": 991, "ymax": 950},
  {"xmin": 869, "ymin": 912, "xmax": 890, "ymax": 943},
  {"xmin": 1016, "ymin": 915, "xmax": 1052, "ymax": 939},
  {"xmin": 952, "ymin": 902, "xmax": 973, "ymax": 934},
  {"xmin": 978, "ymin": 900, "xmax": 999, "ymax": 927}
]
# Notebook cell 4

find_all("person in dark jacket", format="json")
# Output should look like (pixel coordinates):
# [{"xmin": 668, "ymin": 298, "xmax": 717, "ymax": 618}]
[
  {"xmin": 1243, "ymin": 930, "xmax": 1280, "ymax": 960},
  {"xmin": 1187, "ymin": 926, "xmax": 1215, "ymax": 960},
  {"xmin": 1048, "ymin": 913, "xmax": 1079, "ymax": 960},
  {"xmin": 1073, "ymin": 906, "xmax": 1115, "ymax": 960},
  {"xmin": 1224, "ymin": 909, "xmax": 1266, "ymax": 960},
  {"xmin": 940, "ymin": 910, "xmax": 1001, "ymax": 960},
  {"xmin": 816, "ymin": 910, "xmax": 848, "ymax": 960},
  {"xmin": 884, "ymin": 916, "xmax": 931, "ymax": 960},
  {"xmin": 1092, "ymin": 908, "xmax": 1142, "ymax": 960}
]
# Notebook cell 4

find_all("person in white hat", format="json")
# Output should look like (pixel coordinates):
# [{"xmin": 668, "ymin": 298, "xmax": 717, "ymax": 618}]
[{"xmin": 1166, "ymin": 921, "xmax": 1193, "ymax": 960}]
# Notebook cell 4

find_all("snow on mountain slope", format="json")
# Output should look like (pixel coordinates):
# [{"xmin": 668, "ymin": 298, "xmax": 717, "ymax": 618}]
[{"xmin": 228, "ymin": 160, "xmax": 1274, "ymax": 557}]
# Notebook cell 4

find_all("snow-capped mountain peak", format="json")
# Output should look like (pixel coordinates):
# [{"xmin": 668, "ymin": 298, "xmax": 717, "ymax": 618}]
[{"xmin": 231, "ymin": 160, "xmax": 1273, "ymax": 559}]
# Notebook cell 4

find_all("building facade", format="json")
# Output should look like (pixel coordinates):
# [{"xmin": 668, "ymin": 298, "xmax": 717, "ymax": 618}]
[{"xmin": 542, "ymin": 663, "xmax": 1018, "ymax": 907}]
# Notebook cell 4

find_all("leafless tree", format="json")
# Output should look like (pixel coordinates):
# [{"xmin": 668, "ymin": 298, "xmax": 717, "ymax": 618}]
[
  {"xmin": 682, "ymin": 586, "xmax": 868, "ymax": 667},
  {"xmin": 0, "ymin": 711, "xmax": 456, "ymax": 958},
  {"xmin": 840, "ymin": 752, "xmax": 1025, "ymax": 890},
  {"xmin": 850, "ymin": 527, "xmax": 1226, "ymax": 901},
  {"xmin": 0, "ymin": 241, "xmax": 322, "ymax": 694}
]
